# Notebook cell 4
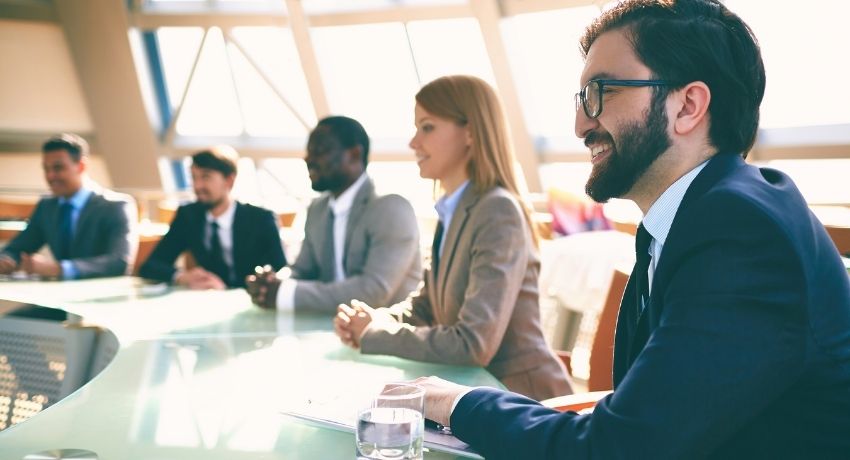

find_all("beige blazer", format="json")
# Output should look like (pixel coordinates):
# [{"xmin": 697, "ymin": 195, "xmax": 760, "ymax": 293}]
[
  {"xmin": 361, "ymin": 186, "xmax": 571, "ymax": 401},
  {"xmin": 290, "ymin": 177, "xmax": 422, "ymax": 313}
]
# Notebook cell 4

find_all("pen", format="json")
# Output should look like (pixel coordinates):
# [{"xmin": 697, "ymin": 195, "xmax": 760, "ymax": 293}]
[{"xmin": 425, "ymin": 418, "xmax": 452, "ymax": 434}]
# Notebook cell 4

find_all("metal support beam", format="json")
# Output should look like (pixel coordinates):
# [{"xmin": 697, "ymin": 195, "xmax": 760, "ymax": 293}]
[
  {"xmin": 53, "ymin": 0, "xmax": 161, "ymax": 189},
  {"xmin": 470, "ymin": 0, "xmax": 543, "ymax": 192},
  {"xmin": 284, "ymin": 0, "xmax": 329, "ymax": 120}
]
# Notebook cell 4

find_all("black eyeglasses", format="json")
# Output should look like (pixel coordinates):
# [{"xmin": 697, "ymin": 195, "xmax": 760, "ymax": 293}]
[{"xmin": 575, "ymin": 79, "xmax": 674, "ymax": 119}]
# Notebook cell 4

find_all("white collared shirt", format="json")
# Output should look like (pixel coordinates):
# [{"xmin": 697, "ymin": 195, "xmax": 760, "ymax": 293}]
[
  {"xmin": 277, "ymin": 173, "xmax": 368, "ymax": 311},
  {"xmin": 640, "ymin": 161, "xmax": 708, "ymax": 293},
  {"xmin": 328, "ymin": 172, "xmax": 368, "ymax": 282},
  {"xmin": 205, "ymin": 200, "xmax": 237, "ymax": 279}
]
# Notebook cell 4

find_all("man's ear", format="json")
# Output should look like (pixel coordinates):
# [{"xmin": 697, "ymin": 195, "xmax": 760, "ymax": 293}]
[
  {"xmin": 77, "ymin": 155, "xmax": 88, "ymax": 174},
  {"xmin": 225, "ymin": 173, "xmax": 237, "ymax": 190},
  {"xmin": 345, "ymin": 145, "xmax": 364, "ymax": 168},
  {"xmin": 672, "ymin": 81, "xmax": 711, "ymax": 136}
]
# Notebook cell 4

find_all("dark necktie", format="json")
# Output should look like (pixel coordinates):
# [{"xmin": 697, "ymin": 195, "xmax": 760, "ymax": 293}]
[
  {"xmin": 431, "ymin": 221, "xmax": 445, "ymax": 278},
  {"xmin": 633, "ymin": 223, "xmax": 653, "ymax": 320},
  {"xmin": 321, "ymin": 209, "xmax": 336, "ymax": 282},
  {"xmin": 208, "ymin": 221, "xmax": 230, "ymax": 285},
  {"xmin": 56, "ymin": 202, "xmax": 74, "ymax": 260}
]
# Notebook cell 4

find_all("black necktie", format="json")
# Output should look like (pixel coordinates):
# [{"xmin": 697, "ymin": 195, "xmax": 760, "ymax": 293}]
[
  {"xmin": 634, "ymin": 223, "xmax": 653, "ymax": 320},
  {"xmin": 208, "ymin": 221, "xmax": 230, "ymax": 285},
  {"xmin": 321, "ymin": 209, "xmax": 336, "ymax": 282},
  {"xmin": 56, "ymin": 202, "xmax": 74, "ymax": 260},
  {"xmin": 431, "ymin": 221, "xmax": 445, "ymax": 278}
]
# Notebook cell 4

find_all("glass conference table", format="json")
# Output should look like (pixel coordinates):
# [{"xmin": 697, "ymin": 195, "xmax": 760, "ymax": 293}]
[{"xmin": 0, "ymin": 277, "xmax": 501, "ymax": 459}]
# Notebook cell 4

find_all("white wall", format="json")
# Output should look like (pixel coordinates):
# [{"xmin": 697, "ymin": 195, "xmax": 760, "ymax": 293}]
[{"xmin": 0, "ymin": 19, "xmax": 92, "ymax": 133}]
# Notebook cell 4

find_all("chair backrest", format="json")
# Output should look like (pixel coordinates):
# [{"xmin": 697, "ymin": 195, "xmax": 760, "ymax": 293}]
[
  {"xmin": 133, "ymin": 235, "xmax": 161, "ymax": 275},
  {"xmin": 0, "ymin": 200, "xmax": 36, "ymax": 220},
  {"xmin": 824, "ymin": 225, "xmax": 850, "ymax": 256},
  {"xmin": 586, "ymin": 268, "xmax": 629, "ymax": 392}
]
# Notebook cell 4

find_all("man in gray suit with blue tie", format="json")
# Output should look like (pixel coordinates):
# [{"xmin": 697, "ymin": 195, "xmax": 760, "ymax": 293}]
[
  {"xmin": 246, "ymin": 116, "xmax": 421, "ymax": 314},
  {"xmin": 0, "ymin": 133, "xmax": 137, "ymax": 279}
]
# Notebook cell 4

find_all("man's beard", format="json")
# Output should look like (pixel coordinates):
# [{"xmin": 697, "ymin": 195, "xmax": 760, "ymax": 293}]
[
  {"xmin": 585, "ymin": 96, "xmax": 671, "ymax": 203},
  {"xmin": 197, "ymin": 194, "xmax": 223, "ymax": 209},
  {"xmin": 310, "ymin": 172, "xmax": 347, "ymax": 193}
]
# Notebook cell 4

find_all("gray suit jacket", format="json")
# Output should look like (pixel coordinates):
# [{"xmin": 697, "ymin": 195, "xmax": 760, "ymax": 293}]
[
  {"xmin": 360, "ymin": 186, "xmax": 571, "ymax": 401},
  {"xmin": 1, "ymin": 187, "xmax": 137, "ymax": 278},
  {"xmin": 290, "ymin": 177, "xmax": 421, "ymax": 313}
]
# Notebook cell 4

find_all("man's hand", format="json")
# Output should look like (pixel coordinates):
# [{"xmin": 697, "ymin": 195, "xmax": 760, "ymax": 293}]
[
  {"xmin": 0, "ymin": 255, "xmax": 18, "ymax": 275},
  {"xmin": 407, "ymin": 376, "xmax": 472, "ymax": 427},
  {"xmin": 20, "ymin": 253, "xmax": 61, "ymax": 278},
  {"xmin": 334, "ymin": 299, "xmax": 376, "ymax": 348},
  {"xmin": 245, "ymin": 265, "xmax": 281, "ymax": 308},
  {"xmin": 175, "ymin": 267, "xmax": 226, "ymax": 290}
]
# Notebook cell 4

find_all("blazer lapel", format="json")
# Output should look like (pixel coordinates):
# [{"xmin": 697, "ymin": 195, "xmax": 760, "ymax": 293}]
[
  {"xmin": 341, "ymin": 178, "xmax": 375, "ymax": 276},
  {"xmin": 615, "ymin": 153, "xmax": 743, "ymax": 384},
  {"xmin": 436, "ymin": 186, "xmax": 480, "ymax": 307},
  {"xmin": 47, "ymin": 198, "xmax": 63, "ymax": 256},
  {"xmin": 231, "ymin": 202, "xmax": 243, "ymax": 276},
  {"xmin": 193, "ymin": 204, "xmax": 211, "ymax": 268},
  {"xmin": 71, "ymin": 192, "xmax": 101, "ymax": 252}
]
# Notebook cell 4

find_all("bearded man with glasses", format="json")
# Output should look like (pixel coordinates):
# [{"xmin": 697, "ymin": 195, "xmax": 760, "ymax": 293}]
[{"xmin": 410, "ymin": 1, "xmax": 850, "ymax": 458}]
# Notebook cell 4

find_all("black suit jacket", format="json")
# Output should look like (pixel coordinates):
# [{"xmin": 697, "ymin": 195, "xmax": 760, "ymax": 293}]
[
  {"xmin": 1, "ymin": 189, "xmax": 137, "ymax": 278},
  {"xmin": 139, "ymin": 201, "xmax": 286, "ymax": 288},
  {"xmin": 451, "ymin": 153, "xmax": 850, "ymax": 459}
]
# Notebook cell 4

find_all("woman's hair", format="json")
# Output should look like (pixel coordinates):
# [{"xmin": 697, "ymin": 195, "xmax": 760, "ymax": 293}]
[{"xmin": 415, "ymin": 75, "xmax": 538, "ymax": 246}]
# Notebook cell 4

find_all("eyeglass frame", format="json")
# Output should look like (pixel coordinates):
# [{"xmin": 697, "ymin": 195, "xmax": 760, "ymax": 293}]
[{"xmin": 575, "ymin": 79, "xmax": 676, "ymax": 119}]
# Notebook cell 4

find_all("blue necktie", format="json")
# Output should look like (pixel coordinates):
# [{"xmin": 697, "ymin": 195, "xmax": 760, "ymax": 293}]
[{"xmin": 57, "ymin": 202, "xmax": 74, "ymax": 260}]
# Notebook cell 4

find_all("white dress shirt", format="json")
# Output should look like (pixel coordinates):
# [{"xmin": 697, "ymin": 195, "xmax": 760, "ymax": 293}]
[
  {"xmin": 277, "ymin": 173, "xmax": 369, "ymax": 311},
  {"xmin": 640, "ymin": 161, "xmax": 707, "ymax": 293}
]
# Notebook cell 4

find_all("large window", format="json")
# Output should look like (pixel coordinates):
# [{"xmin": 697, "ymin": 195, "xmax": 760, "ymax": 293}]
[
  {"xmin": 501, "ymin": 6, "xmax": 601, "ymax": 153},
  {"xmin": 136, "ymin": 0, "xmax": 850, "ymax": 207}
]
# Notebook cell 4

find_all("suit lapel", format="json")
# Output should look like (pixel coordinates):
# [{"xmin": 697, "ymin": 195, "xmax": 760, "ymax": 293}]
[
  {"xmin": 614, "ymin": 153, "xmax": 744, "ymax": 385},
  {"xmin": 315, "ymin": 196, "xmax": 335, "ymax": 282},
  {"xmin": 341, "ymin": 179, "xmax": 374, "ymax": 276},
  {"xmin": 47, "ymin": 198, "xmax": 63, "ymax": 255},
  {"xmin": 73, "ymin": 192, "xmax": 100, "ymax": 249},
  {"xmin": 231, "ymin": 202, "xmax": 243, "ymax": 277},
  {"xmin": 436, "ymin": 186, "xmax": 480, "ymax": 307},
  {"xmin": 193, "ymin": 203, "xmax": 211, "ymax": 268}
]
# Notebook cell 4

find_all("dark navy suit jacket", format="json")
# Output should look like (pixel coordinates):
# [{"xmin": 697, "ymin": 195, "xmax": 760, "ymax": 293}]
[
  {"xmin": 451, "ymin": 153, "xmax": 850, "ymax": 459},
  {"xmin": 139, "ymin": 201, "xmax": 286, "ymax": 288}
]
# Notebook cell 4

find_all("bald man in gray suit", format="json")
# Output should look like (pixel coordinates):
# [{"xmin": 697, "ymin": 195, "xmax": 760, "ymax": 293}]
[{"xmin": 247, "ymin": 116, "xmax": 421, "ymax": 313}]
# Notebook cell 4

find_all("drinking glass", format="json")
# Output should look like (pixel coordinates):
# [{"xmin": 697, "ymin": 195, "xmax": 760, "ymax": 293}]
[{"xmin": 355, "ymin": 382, "xmax": 425, "ymax": 460}]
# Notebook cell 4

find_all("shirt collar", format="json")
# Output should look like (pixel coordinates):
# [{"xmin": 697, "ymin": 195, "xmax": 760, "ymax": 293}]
[
  {"xmin": 435, "ymin": 180, "xmax": 470, "ymax": 224},
  {"xmin": 206, "ymin": 200, "xmax": 237, "ymax": 229},
  {"xmin": 329, "ymin": 173, "xmax": 368, "ymax": 216},
  {"xmin": 642, "ymin": 161, "xmax": 708, "ymax": 246},
  {"xmin": 59, "ymin": 185, "xmax": 93, "ymax": 210}
]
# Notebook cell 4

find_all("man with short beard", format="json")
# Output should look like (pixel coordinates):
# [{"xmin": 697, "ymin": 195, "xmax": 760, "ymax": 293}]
[
  {"xmin": 246, "ymin": 116, "xmax": 421, "ymax": 314},
  {"xmin": 139, "ymin": 146, "xmax": 286, "ymax": 289},
  {"xmin": 411, "ymin": 0, "xmax": 850, "ymax": 458}
]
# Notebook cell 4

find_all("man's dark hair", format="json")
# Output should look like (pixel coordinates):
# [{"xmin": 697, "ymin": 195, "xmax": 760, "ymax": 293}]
[
  {"xmin": 192, "ymin": 145, "xmax": 239, "ymax": 177},
  {"xmin": 316, "ymin": 116, "xmax": 370, "ymax": 166},
  {"xmin": 42, "ymin": 133, "xmax": 89, "ymax": 162},
  {"xmin": 580, "ymin": 0, "xmax": 766, "ymax": 157}
]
